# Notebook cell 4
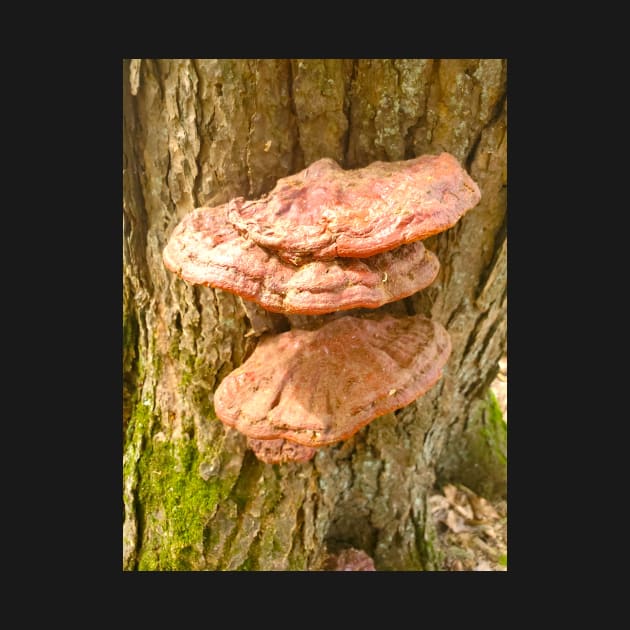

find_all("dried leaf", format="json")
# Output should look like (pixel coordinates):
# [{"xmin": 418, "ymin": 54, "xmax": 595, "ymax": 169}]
[
  {"xmin": 472, "ymin": 537, "xmax": 500, "ymax": 559},
  {"xmin": 479, "ymin": 524, "xmax": 498, "ymax": 541},
  {"xmin": 469, "ymin": 494, "xmax": 500, "ymax": 522},
  {"xmin": 443, "ymin": 484, "xmax": 458, "ymax": 504},
  {"xmin": 452, "ymin": 502, "xmax": 474, "ymax": 521},
  {"xmin": 445, "ymin": 509, "xmax": 472, "ymax": 534},
  {"xmin": 429, "ymin": 494, "xmax": 450, "ymax": 513}
]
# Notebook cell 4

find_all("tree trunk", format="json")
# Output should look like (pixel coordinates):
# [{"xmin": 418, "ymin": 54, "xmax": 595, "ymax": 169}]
[{"xmin": 122, "ymin": 58, "xmax": 507, "ymax": 571}]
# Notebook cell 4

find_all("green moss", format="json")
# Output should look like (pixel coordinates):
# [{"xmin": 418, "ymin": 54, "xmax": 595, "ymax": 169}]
[
  {"xmin": 177, "ymin": 348, "xmax": 207, "ymax": 401},
  {"xmin": 123, "ymin": 399, "xmax": 152, "ymax": 481},
  {"xmin": 151, "ymin": 347, "xmax": 163, "ymax": 381},
  {"xmin": 287, "ymin": 549, "xmax": 307, "ymax": 571},
  {"xmin": 180, "ymin": 370, "xmax": 193, "ymax": 388},
  {"xmin": 481, "ymin": 390, "xmax": 507, "ymax": 466},
  {"xmin": 417, "ymin": 518, "xmax": 443, "ymax": 571},
  {"xmin": 236, "ymin": 557, "xmax": 253, "ymax": 571},
  {"xmin": 437, "ymin": 389, "xmax": 508, "ymax": 500},
  {"xmin": 123, "ymin": 398, "xmax": 153, "ymax": 570},
  {"xmin": 132, "ymin": 413, "xmax": 236, "ymax": 571}
]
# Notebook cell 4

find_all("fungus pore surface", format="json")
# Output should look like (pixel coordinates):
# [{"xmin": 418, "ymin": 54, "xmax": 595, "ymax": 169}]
[
  {"xmin": 213, "ymin": 314, "xmax": 452, "ymax": 447},
  {"xmin": 227, "ymin": 152, "xmax": 481, "ymax": 265}
]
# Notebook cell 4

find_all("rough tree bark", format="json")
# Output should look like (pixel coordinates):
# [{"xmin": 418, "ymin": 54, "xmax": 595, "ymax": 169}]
[{"xmin": 122, "ymin": 58, "xmax": 507, "ymax": 571}]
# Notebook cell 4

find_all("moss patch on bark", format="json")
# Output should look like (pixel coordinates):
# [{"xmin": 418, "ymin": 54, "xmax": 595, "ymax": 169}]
[
  {"xmin": 135, "ymin": 433, "xmax": 237, "ymax": 570},
  {"xmin": 436, "ymin": 390, "xmax": 507, "ymax": 500},
  {"xmin": 124, "ymin": 399, "xmax": 237, "ymax": 571}
]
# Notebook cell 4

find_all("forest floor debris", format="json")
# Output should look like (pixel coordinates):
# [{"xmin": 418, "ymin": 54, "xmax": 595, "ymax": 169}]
[
  {"xmin": 429, "ymin": 482, "xmax": 507, "ymax": 571},
  {"xmin": 429, "ymin": 355, "xmax": 507, "ymax": 571}
]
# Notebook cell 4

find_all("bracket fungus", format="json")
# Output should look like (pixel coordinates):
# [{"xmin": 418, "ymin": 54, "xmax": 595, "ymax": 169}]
[
  {"xmin": 324, "ymin": 548, "xmax": 376, "ymax": 571},
  {"xmin": 227, "ymin": 152, "xmax": 481, "ymax": 265},
  {"xmin": 162, "ymin": 152, "xmax": 480, "ymax": 464},
  {"xmin": 213, "ymin": 314, "xmax": 451, "ymax": 447},
  {"xmin": 163, "ymin": 204, "xmax": 440, "ymax": 315}
]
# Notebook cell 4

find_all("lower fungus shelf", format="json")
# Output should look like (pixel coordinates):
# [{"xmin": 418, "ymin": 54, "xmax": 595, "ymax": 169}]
[{"xmin": 214, "ymin": 312, "xmax": 451, "ymax": 452}]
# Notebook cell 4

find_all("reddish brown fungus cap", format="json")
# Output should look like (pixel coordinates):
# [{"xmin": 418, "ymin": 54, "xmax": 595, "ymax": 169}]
[
  {"xmin": 324, "ymin": 548, "xmax": 376, "ymax": 571},
  {"xmin": 213, "ymin": 314, "xmax": 451, "ymax": 447},
  {"xmin": 246, "ymin": 437, "xmax": 318, "ymax": 465},
  {"xmin": 227, "ymin": 152, "xmax": 481, "ymax": 265},
  {"xmin": 163, "ymin": 205, "xmax": 439, "ymax": 315}
]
